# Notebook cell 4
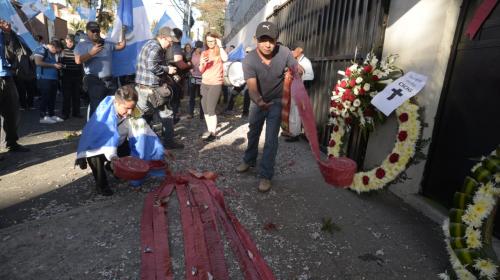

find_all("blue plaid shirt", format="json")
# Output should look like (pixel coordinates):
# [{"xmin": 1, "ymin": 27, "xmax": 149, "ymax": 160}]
[{"xmin": 135, "ymin": 39, "xmax": 169, "ymax": 87}]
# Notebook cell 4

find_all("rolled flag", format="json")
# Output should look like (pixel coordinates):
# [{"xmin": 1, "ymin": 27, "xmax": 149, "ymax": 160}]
[
  {"xmin": 109, "ymin": 0, "xmax": 152, "ymax": 77},
  {"xmin": 76, "ymin": 6, "xmax": 96, "ymax": 22},
  {"xmin": 0, "ymin": 0, "xmax": 40, "ymax": 51},
  {"xmin": 152, "ymin": 11, "xmax": 177, "ymax": 35},
  {"xmin": 227, "ymin": 44, "xmax": 245, "ymax": 62}
]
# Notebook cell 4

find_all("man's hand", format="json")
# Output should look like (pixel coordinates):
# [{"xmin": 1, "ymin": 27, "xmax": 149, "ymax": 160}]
[
  {"xmin": 89, "ymin": 44, "xmax": 104, "ymax": 56},
  {"xmin": 53, "ymin": 63, "xmax": 63, "ymax": 70},
  {"xmin": 167, "ymin": 66, "xmax": 177, "ymax": 75},
  {"xmin": 0, "ymin": 20, "xmax": 11, "ymax": 33},
  {"xmin": 257, "ymin": 99, "xmax": 273, "ymax": 111}
]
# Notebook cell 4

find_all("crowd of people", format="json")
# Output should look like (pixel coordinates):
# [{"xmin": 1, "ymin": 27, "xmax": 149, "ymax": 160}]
[{"xmin": 1, "ymin": 19, "xmax": 314, "ymax": 194}]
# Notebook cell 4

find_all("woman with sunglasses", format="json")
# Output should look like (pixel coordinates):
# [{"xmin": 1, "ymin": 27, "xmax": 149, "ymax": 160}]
[{"xmin": 198, "ymin": 32, "xmax": 227, "ymax": 142}]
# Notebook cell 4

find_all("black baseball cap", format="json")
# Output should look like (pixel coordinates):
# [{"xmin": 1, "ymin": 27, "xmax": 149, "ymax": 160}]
[
  {"xmin": 86, "ymin": 21, "xmax": 100, "ymax": 31},
  {"xmin": 157, "ymin": 26, "xmax": 179, "ymax": 42},
  {"xmin": 255, "ymin": 21, "xmax": 278, "ymax": 40}
]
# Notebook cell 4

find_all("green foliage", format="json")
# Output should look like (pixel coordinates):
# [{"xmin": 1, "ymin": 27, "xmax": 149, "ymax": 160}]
[
  {"xmin": 69, "ymin": 20, "xmax": 86, "ymax": 32},
  {"xmin": 193, "ymin": 0, "xmax": 225, "ymax": 35}
]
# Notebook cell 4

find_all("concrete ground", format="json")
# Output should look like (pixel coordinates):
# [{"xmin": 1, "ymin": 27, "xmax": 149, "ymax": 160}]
[{"xmin": 0, "ymin": 100, "xmax": 448, "ymax": 279}]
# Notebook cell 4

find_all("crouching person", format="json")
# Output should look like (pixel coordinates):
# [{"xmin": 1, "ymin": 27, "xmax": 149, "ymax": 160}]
[{"xmin": 75, "ymin": 85, "xmax": 166, "ymax": 196}]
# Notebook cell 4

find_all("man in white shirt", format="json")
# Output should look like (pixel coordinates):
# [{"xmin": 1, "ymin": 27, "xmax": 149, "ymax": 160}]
[
  {"xmin": 286, "ymin": 41, "xmax": 315, "ymax": 142},
  {"xmin": 292, "ymin": 40, "xmax": 314, "ymax": 89}
]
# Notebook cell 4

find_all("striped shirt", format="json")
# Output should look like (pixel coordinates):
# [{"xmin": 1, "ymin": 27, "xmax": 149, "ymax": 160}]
[{"xmin": 60, "ymin": 47, "xmax": 83, "ymax": 76}]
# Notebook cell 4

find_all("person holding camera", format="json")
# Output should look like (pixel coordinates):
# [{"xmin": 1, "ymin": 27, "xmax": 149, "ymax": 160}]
[
  {"xmin": 199, "ymin": 32, "xmax": 227, "ymax": 142},
  {"xmin": 135, "ymin": 27, "xmax": 184, "ymax": 149},
  {"xmin": 74, "ymin": 21, "xmax": 126, "ymax": 118},
  {"xmin": 60, "ymin": 34, "xmax": 83, "ymax": 119}
]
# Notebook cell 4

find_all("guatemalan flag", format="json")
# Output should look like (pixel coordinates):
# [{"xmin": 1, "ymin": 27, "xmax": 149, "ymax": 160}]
[
  {"xmin": 0, "ymin": 0, "xmax": 40, "ymax": 51},
  {"xmin": 152, "ymin": 11, "xmax": 177, "ymax": 35},
  {"xmin": 76, "ymin": 96, "xmax": 166, "ymax": 183},
  {"xmin": 109, "ymin": 0, "xmax": 152, "ymax": 77}
]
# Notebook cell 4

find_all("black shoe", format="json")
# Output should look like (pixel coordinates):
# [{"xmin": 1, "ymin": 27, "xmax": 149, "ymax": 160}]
[
  {"xmin": 73, "ymin": 115, "xmax": 83, "ymax": 118},
  {"xmin": 285, "ymin": 136, "xmax": 300, "ymax": 142},
  {"xmin": 8, "ymin": 144, "xmax": 30, "ymax": 153},
  {"xmin": 165, "ymin": 141, "xmax": 185, "ymax": 149},
  {"xmin": 203, "ymin": 134, "xmax": 217, "ymax": 143},
  {"xmin": 99, "ymin": 186, "xmax": 114, "ymax": 196},
  {"xmin": 61, "ymin": 115, "xmax": 69, "ymax": 120}
]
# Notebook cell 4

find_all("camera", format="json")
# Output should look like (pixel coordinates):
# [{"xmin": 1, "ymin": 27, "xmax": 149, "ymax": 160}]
[{"xmin": 97, "ymin": 38, "xmax": 105, "ymax": 46}]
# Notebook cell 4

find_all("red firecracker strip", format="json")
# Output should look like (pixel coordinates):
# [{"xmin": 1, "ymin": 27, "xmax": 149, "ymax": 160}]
[{"xmin": 140, "ymin": 173, "xmax": 277, "ymax": 279}]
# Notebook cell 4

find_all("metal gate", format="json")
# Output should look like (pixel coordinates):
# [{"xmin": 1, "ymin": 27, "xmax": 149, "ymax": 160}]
[{"xmin": 267, "ymin": 0, "xmax": 390, "ymax": 157}]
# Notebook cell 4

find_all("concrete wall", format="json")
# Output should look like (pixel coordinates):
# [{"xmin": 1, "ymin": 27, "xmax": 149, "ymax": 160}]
[
  {"xmin": 364, "ymin": 0, "xmax": 461, "ymax": 208},
  {"xmin": 225, "ymin": 0, "xmax": 288, "ymax": 50}
]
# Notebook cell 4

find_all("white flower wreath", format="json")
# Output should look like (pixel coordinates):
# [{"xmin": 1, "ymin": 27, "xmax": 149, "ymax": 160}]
[
  {"xmin": 327, "ymin": 100, "xmax": 421, "ymax": 192},
  {"xmin": 440, "ymin": 149, "xmax": 500, "ymax": 280}
]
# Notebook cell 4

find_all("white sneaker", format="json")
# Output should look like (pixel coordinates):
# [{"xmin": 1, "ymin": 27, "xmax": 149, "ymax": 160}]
[
  {"xmin": 51, "ymin": 116, "xmax": 64, "ymax": 122},
  {"xmin": 40, "ymin": 116, "xmax": 57, "ymax": 124}
]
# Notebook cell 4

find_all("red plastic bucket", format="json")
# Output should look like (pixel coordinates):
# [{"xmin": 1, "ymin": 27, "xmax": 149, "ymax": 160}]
[
  {"xmin": 113, "ymin": 156, "xmax": 150, "ymax": 180},
  {"xmin": 320, "ymin": 157, "xmax": 357, "ymax": 187}
]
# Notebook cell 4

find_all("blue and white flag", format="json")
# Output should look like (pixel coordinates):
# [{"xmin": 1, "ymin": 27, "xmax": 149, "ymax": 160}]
[
  {"xmin": 20, "ymin": 1, "xmax": 44, "ymax": 19},
  {"xmin": 0, "ymin": 0, "xmax": 40, "ymax": 51},
  {"xmin": 109, "ymin": 0, "xmax": 152, "ymax": 77},
  {"xmin": 76, "ymin": 6, "xmax": 96, "ymax": 22},
  {"xmin": 19, "ymin": 0, "xmax": 56, "ymax": 21},
  {"xmin": 76, "ymin": 96, "xmax": 164, "ymax": 162},
  {"xmin": 152, "ymin": 11, "xmax": 177, "ymax": 35},
  {"xmin": 227, "ymin": 44, "xmax": 245, "ymax": 62}
]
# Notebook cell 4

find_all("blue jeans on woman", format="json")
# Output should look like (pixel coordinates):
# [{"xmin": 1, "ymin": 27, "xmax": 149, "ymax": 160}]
[
  {"xmin": 37, "ymin": 79, "xmax": 58, "ymax": 118},
  {"xmin": 243, "ymin": 98, "xmax": 282, "ymax": 180}
]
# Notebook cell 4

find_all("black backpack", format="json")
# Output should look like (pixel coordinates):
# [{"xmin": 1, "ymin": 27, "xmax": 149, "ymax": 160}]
[{"xmin": 13, "ymin": 36, "xmax": 36, "ymax": 81}]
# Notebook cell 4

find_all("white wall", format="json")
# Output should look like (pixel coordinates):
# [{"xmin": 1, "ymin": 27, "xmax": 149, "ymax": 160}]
[
  {"xmin": 226, "ymin": 0, "xmax": 287, "ymax": 50},
  {"xmin": 364, "ymin": 0, "xmax": 461, "ymax": 200}
]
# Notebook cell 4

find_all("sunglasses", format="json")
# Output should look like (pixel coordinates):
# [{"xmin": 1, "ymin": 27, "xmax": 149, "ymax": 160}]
[{"xmin": 89, "ymin": 29, "xmax": 100, "ymax": 33}]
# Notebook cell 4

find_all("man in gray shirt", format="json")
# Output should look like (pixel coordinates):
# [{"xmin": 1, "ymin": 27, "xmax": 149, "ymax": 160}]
[
  {"xmin": 74, "ymin": 21, "xmax": 126, "ymax": 118},
  {"xmin": 236, "ymin": 21, "xmax": 298, "ymax": 192}
]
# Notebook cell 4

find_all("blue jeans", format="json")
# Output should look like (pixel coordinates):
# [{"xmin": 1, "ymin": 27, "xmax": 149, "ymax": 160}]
[
  {"xmin": 37, "ymin": 79, "xmax": 58, "ymax": 118},
  {"xmin": 243, "ymin": 98, "xmax": 282, "ymax": 180}
]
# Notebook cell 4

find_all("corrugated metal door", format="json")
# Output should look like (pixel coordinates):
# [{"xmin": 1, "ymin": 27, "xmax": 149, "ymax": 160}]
[{"xmin": 267, "ymin": 0, "xmax": 390, "ymax": 158}]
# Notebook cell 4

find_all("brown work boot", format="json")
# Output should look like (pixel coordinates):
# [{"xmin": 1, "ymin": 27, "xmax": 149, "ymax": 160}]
[
  {"xmin": 236, "ymin": 162, "xmax": 251, "ymax": 173},
  {"xmin": 258, "ymin": 179, "xmax": 272, "ymax": 192}
]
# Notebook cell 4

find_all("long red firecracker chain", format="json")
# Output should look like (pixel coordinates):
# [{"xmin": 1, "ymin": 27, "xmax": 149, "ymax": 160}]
[
  {"xmin": 288, "ymin": 66, "xmax": 357, "ymax": 187},
  {"xmin": 188, "ymin": 177, "xmax": 230, "ymax": 279},
  {"xmin": 203, "ymin": 179, "xmax": 276, "ymax": 280},
  {"xmin": 140, "ymin": 172, "xmax": 277, "ymax": 279},
  {"xmin": 176, "ymin": 177, "xmax": 212, "ymax": 279},
  {"xmin": 140, "ymin": 180, "xmax": 175, "ymax": 280},
  {"xmin": 280, "ymin": 69, "xmax": 293, "ymax": 133}
]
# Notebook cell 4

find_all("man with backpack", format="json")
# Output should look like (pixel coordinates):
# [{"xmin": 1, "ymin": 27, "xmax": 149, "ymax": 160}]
[{"xmin": 0, "ymin": 19, "xmax": 30, "ymax": 153}]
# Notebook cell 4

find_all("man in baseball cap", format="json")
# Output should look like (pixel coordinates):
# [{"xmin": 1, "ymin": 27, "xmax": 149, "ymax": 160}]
[
  {"xmin": 236, "ymin": 21, "xmax": 298, "ymax": 192},
  {"xmin": 255, "ymin": 21, "xmax": 279, "ymax": 40},
  {"xmin": 74, "ymin": 21, "xmax": 127, "ymax": 117}
]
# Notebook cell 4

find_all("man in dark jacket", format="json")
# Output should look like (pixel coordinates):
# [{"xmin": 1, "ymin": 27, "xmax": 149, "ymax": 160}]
[{"xmin": 0, "ymin": 19, "xmax": 29, "ymax": 154}]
